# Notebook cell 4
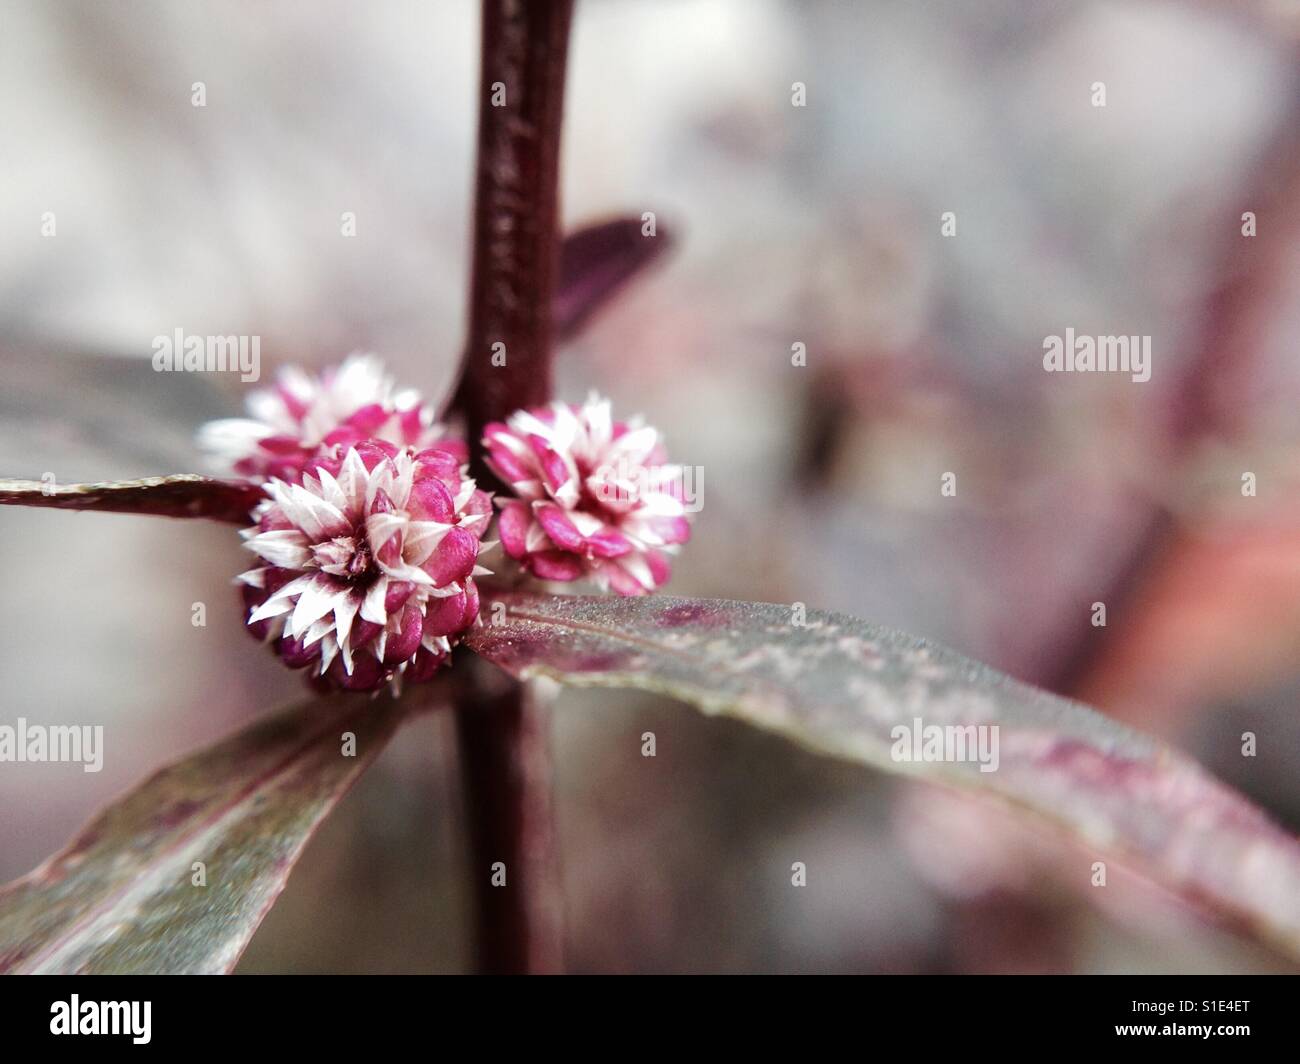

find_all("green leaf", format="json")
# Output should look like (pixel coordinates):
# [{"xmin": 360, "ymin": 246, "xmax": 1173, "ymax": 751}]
[
  {"xmin": 466, "ymin": 592, "xmax": 1300, "ymax": 959},
  {"xmin": 0, "ymin": 690, "xmax": 432, "ymax": 974}
]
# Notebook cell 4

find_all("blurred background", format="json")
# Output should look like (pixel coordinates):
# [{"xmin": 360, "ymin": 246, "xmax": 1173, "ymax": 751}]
[{"xmin": 1, "ymin": 0, "xmax": 1298, "ymax": 972}]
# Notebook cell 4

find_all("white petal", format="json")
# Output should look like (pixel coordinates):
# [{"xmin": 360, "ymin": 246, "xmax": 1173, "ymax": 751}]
[
  {"xmin": 548, "ymin": 401, "xmax": 580, "ymax": 453},
  {"xmin": 402, "ymin": 520, "xmax": 452, "ymax": 566},
  {"xmin": 365, "ymin": 457, "xmax": 397, "ymax": 513},
  {"xmin": 637, "ymin": 491, "xmax": 689, "ymax": 517},
  {"xmin": 366, "ymin": 511, "xmax": 407, "ymax": 558},
  {"xmin": 453, "ymin": 478, "xmax": 478, "ymax": 512},
  {"xmin": 524, "ymin": 520, "xmax": 551, "ymax": 554},
  {"xmin": 360, "ymin": 576, "xmax": 390, "ymax": 625},
  {"xmin": 288, "ymin": 483, "xmax": 347, "ymax": 540},
  {"xmin": 606, "ymin": 424, "xmax": 660, "ymax": 465},
  {"xmin": 248, "ymin": 573, "xmax": 314, "ymax": 623},
  {"xmin": 389, "ymin": 450, "xmax": 417, "ymax": 508},
  {"xmin": 245, "ymin": 529, "xmax": 311, "ymax": 569},
  {"xmin": 512, "ymin": 478, "xmax": 547, "ymax": 501},
  {"xmin": 248, "ymin": 595, "xmax": 295, "ymax": 625},
  {"xmin": 378, "ymin": 560, "xmax": 439, "ymax": 588},
  {"xmin": 195, "ymin": 418, "xmax": 271, "ymax": 463},
  {"xmin": 507, "ymin": 409, "xmax": 554, "ymax": 441},
  {"xmin": 318, "ymin": 637, "xmax": 338, "ymax": 675},
  {"xmin": 420, "ymin": 631, "xmax": 452, "ymax": 654},
  {"xmin": 290, "ymin": 577, "xmax": 345, "ymax": 638},
  {"xmin": 236, "ymin": 568, "xmax": 266, "ymax": 588},
  {"xmin": 333, "ymin": 590, "xmax": 361, "ymax": 648},
  {"xmin": 568, "ymin": 510, "xmax": 605, "ymax": 537},
  {"xmin": 618, "ymin": 552, "xmax": 654, "ymax": 590},
  {"xmin": 336, "ymin": 449, "xmax": 370, "ymax": 512},
  {"xmin": 332, "ymin": 353, "xmax": 392, "ymax": 412},
  {"xmin": 582, "ymin": 393, "xmax": 613, "ymax": 451},
  {"xmin": 315, "ymin": 466, "xmax": 350, "ymax": 514},
  {"xmin": 302, "ymin": 617, "xmax": 335, "ymax": 649}
]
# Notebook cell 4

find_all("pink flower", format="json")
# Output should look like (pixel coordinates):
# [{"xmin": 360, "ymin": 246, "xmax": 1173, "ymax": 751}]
[
  {"xmin": 239, "ymin": 443, "xmax": 493, "ymax": 692},
  {"xmin": 199, "ymin": 354, "xmax": 455, "ymax": 483},
  {"xmin": 483, "ymin": 394, "xmax": 691, "ymax": 595}
]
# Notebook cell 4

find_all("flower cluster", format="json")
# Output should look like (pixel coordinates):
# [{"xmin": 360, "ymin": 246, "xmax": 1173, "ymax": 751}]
[
  {"xmin": 483, "ymin": 394, "xmax": 691, "ymax": 595},
  {"xmin": 199, "ymin": 353, "xmax": 452, "ymax": 483},
  {"xmin": 239, "ymin": 444, "xmax": 491, "ymax": 692},
  {"xmin": 201, "ymin": 362, "xmax": 690, "ymax": 690}
]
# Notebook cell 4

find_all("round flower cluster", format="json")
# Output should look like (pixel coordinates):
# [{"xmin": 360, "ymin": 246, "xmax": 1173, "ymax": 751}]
[
  {"xmin": 239, "ymin": 444, "xmax": 491, "ymax": 692},
  {"xmin": 199, "ymin": 353, "xmax": 451, "ymax": 483},
  {"xmin": 483, "ymin": 393, "xmax": 691, "ymax": 595}
]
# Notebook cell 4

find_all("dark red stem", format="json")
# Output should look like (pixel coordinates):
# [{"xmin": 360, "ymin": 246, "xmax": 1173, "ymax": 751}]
[
  {"xmin": 451, "ymin": 0, "xmax": 573, "ymax": 467},
  {"xmin": 0, "ymin": 476, "xmax": 265, "ymax": 524},
  {"xmin": 449, "ymin": 0, "xmax": 573, "ymax": 975},
  {"xmin": 452, "ymin": 658, "xmax": 563, "ymax": 974}
]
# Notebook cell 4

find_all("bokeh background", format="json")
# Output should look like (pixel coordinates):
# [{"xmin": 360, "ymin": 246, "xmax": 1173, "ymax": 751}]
[{"xmin": 1, "ymin": 0, "xmax": 1298, "ymax": 972}]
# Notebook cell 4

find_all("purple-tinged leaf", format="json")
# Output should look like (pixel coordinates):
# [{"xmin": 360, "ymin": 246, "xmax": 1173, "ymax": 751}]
[
  {"xmin": 0, "ymin": 474, "xmax": 264, "ymax": 524},
  {"xmin": 466, "ymin": 592, "xmax": 1300, "ymax": 959},
  {"xmin": 0, "ymin": 690, "xmax": 434, "ymax": 974},
  {"xmin": 555, "ymin": 217, "xmax": 672, "ymax": 339}
]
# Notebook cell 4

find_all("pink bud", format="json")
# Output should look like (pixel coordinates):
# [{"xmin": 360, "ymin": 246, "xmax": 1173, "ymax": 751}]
[{"xmin": 382, "ymin": 604, "xmax": 424, "ymax": 665}]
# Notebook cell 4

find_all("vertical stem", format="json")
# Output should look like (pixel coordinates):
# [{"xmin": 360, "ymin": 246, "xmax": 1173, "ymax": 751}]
[
  {"xmin": 454, "ymin": 660, "xmax": 563, "ymax": 974},
  {"xmin": 451, "ymin": 0, "xmax": 573, "ymax": 975},
  {"xmin": 453, "ymin": 0, "xmax": 574, "ymax": 458}
]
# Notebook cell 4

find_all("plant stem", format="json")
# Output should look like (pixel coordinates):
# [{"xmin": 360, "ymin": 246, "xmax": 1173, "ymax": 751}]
[
  {"xmin": 452, "ymin": 0, "xmax": 573, "ymax": 456},
  {"xmin": 453, "ymin": 658, "xmax": 562, "ymax": 974},
  {"xmin": 450, "ymin": 0, "xmax": 573, "ymax": 975}
]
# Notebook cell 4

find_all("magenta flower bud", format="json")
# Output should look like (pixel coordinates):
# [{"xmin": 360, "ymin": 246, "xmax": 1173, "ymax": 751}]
[
  {"xmin": 332, "ymin": 652, "xmax": 385, "ymax": 692},
  {"xmin": 484, "ymin": 394, "xmax": 692, "ymax": 595},
  {"xmin": 413, "ymin": 447, "xmax": 464, "ymax": 483},
  {"xmin": 278, "ymin": 634, "xmax": 322, "ymax": 670},
  {"xmin": 382, "ymin": 603, "xmax": 424, "ymax": 666},
  {"xmin": 421, "ymin": 526, "xmax": 479, "ymax": 587},
  {"xmin": 238, "ymin": 443, "xmax": 493, "ymax": 693},
  {"xmin": 405, "ymin": 645, "xmax": 449, "ymax": 684},
  {"xmin": 350, "ymin": 617, "xmax": 383, "ymax": 649},
  {"xmin": 422, "ymin": 582, "xmax": 481, "ymax": 637},
  {"xmin": 409, "ymin": 477, "xmax": 456, "ymax": 524}
]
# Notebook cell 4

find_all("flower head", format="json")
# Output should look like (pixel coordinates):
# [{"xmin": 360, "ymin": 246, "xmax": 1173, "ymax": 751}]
[
  {"xmin": 199, "ymin": 354, "xmax": 454, "ymax": 482},
  {"xmin": 239, "ymin": 442, "xmax": 492, "ymax": 691},
  {"xmin": 484, "ymin": 393, "xmax": 691, "ymax": 595}
]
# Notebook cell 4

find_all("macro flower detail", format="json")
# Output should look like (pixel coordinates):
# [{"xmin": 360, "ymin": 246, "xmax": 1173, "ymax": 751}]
[
  {"xmin": 198, "ymin": 353, "xmax": 453, "ymax": 482},
  {"xmin": 239, "ymin": 443, "xmax": 493, "ymax": 691},
  {"xmin": 483, "ymin": 394, "xmax": 691, "ymax": 595}
]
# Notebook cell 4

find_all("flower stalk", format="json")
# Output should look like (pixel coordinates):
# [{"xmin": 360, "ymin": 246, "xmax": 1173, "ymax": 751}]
[{"xmin": 449, "ymin": 0, "xmax": 574, "ymax": 974}]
